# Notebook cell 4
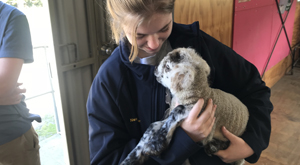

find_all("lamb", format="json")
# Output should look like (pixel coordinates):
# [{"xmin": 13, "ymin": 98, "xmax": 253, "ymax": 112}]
[{"xmin": 121, "ymin": 47, "xmax": 249, "ymax": 165}]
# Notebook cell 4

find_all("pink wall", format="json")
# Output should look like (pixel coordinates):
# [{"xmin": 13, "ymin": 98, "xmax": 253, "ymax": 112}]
[{"xmin": 232, "ymin": 0, "xmax": 297, "ymax": 75}]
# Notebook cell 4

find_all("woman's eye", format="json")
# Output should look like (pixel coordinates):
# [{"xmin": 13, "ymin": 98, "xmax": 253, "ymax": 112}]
[
  {"xmin": 160, "ymin": 28, "xmax": 169, "ymax": 32},
  {"xmin": 136, "ymin": 35, "xmax": 145, "ymax": 39}
]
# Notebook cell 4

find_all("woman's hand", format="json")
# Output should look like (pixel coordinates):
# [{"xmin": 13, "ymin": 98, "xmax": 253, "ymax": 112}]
[
  {"xmin": 0, "ymin": 83, "xmax": 26, "ymax": 105},
  {"xmin": 180, "ymin": 98, "xmax": 216, "ymax": 142},
  {"xmin": 214, "ymin": 126, "xmax": 254, "ymax": 163}
]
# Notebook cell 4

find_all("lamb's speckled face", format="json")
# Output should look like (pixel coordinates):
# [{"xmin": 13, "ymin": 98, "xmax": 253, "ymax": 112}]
[
  {"xmin": 155, "ymin": 47, "xmax": 208, "ymax": 93},
  {"xmin": 154, "ymin": 49, "xmax": 182, "ymax": 88}
]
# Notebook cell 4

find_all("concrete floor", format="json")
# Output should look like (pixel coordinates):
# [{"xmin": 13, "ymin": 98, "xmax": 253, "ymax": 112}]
[{"xmin": 39, "ymin": 133, "xmax": 65, "ymax": 165}]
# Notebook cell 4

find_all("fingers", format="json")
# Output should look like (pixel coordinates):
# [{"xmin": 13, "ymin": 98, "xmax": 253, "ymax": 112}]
[
  {"xmin": 16, "ymin": 82, "xmax": 23, "ymax": 86},
  {"xmin": 207, "ymin": 105, "xmax": 217, "ymax": 130},
  {"xmin": 214, "ymin": 149, "xmax": 225, "ymax": 157},
  {"xmin": 181, "ymin": 98, "xmax": 217, "ymax": 142},
  {"xmin": 5, "ymin": 88, "xmax": 24, "ymax": 104},
  {"xmin": 207, "ymin": 104, "xmax": 217, "ymax": 123},
  {"xmin": 15, "ymin": 87, "xmax": 26, "ymax": 94},
  {"xmin": 0, "ymin": 84, "xmax": 25, "ymax": 105},
  {"xmin": 188, "ymin": 99, "xmax": 204, "ymax": 120},
  {"xmin": 198, "ymin": 99, "xmax": 215, "ymax": 122},
  {"xmin": 201, "ymin": 103, "xmax": 216, "ymax": 135},
  {"xmin": 0, "ymin": 94, "xmax": 22, "ymax": 105},
  {"xmin": 189, "ymin": 98, "xmax": 216, "ymax": 122},
  {"xmin": 222, "ymin": 126, "xmax": 239, "ymax": 143}
]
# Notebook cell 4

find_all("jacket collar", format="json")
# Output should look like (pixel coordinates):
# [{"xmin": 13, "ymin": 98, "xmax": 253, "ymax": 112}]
[{"xmin": 119, "ymin": 39, "xmax": 154, "ymax": 82}]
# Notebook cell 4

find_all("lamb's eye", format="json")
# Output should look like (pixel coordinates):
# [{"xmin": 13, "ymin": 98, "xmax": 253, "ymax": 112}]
[
  {"xmin": 165, "ymin": 64, "xmax": 171, "ymax": 73},
  {"xmin": 166, "ymin": 65, "xmax": 170, "ymax": 70}
]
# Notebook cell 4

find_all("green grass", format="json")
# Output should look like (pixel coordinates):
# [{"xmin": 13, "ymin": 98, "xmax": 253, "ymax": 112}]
[{"xmin": 35, "ymin": 114, "xmax": 57, "ymax": 141}]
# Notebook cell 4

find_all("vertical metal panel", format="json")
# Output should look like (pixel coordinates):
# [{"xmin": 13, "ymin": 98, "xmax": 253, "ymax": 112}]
[
  {"xmin": 94, "ymin": 0, "xmax": 111, "ymax": 45},
  {"xmin": 48, "ymin": 0, "xmax": 101, "ymax": 164}
]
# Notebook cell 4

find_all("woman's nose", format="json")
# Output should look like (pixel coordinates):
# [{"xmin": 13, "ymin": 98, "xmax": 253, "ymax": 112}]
[{"xmin": 147, "ymin": 34, "xmax": 159, "ymax": 50}]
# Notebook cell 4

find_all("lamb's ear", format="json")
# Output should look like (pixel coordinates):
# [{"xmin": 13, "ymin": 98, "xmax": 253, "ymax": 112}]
[
  {"xmin": 201, "ymin": 58, "xmax": 211, "ymax": 76},
  {"xmin": 170, "ymin": 67, "xmax": 195, "ymax": 92}
]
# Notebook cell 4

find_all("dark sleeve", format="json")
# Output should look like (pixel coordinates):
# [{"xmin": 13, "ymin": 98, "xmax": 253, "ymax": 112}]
[
  {"xmin": 87, "ymin": 73, "xmax": 138, "ymax": 165},
  {"xmin": 201, "ymin": 31, "xmax": 273, "ymax": 163},
  {"xmin": 0, "ymin": 15, "xmax": 33, "ymax": 63}
]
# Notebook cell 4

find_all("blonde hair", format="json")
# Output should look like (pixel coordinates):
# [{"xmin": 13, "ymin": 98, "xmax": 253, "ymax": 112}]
[{"xmin": 106, "ymin": 0, "xmax": 175, "ymax": 62}]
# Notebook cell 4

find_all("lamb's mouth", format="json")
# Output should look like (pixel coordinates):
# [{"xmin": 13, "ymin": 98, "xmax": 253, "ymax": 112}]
[
  {"xmin": 156, "ymin": 77, "xmax": 162, "ymax": 83},
  {"xmin": 154, "ymin": 66, "xmax": 159, "ymax": 77}
]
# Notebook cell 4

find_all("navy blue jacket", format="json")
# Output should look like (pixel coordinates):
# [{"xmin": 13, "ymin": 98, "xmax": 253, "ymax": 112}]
[{"xmin": 87, "ymin": 22, "xmax": 273, "ymax": 165}]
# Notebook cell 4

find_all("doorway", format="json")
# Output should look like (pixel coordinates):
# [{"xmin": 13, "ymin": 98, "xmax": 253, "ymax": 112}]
[{"xmin": 5, "ymin": 0, "xmax": 68, "ymax": 164}]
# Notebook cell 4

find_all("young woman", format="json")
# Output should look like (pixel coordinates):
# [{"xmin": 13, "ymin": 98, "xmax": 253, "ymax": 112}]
[{"xmin": 87, "ymin": 0, "xmax": 273, "ymax": 164}]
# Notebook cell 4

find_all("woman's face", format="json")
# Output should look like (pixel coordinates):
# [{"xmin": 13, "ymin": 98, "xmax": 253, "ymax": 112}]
[{"xmin": 124, "ymin": 13, "xmax": 173, "ymax": 58}]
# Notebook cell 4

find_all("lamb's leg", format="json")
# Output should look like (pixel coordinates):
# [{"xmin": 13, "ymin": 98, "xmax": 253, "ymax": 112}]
[
  {"xmin": 121, "ymin": 105, "xmax": 189, "ymax": 165},
  {"xmin": 120, "ymin": 121, "xmax": 165, "ymax": 165},
  {"xmin": 144, "ymin": 105, "xmax": 190, "ymax": 155}
]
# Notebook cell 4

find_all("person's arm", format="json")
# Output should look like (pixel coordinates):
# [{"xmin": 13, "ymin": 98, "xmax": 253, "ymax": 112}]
[
  {"xmin": 0, "ymin": 58, "xmax": 25, "ymax": 105},
  {"xmin": 201, "ymin": 31, "xmax": 273, "ymax": 163},
  {"xmin": 214, "ymin": 126, "xmax": 254, "ymax": 163},
  {"xmin": 0, "ymin": 13, "xmax": 33, "ymax": 105}
]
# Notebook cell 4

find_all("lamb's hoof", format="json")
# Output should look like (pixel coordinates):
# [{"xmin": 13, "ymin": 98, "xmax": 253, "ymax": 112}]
[
  {"xmin": 219, "ymin": 140, "xmax": 230, "ymax": 150},
  {"xmin": 204, "ymin": 143, "xmax": 218, "ymax": 156},
  {"xmin": 204, "ymin": 139, "xmax": 230, "ymax": 156},
  {"xmin": 231, "ymin": 159, "xmax": 245, "ymax": 165}
]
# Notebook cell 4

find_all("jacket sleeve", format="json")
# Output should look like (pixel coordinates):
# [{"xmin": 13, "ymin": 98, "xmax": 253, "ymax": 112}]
[
  {"xmin": 200, "ymin": 31, "xmax": 273, "ymax": 163},
  {"xmin": 87, "ymin": 71, "xmax": 139, "ymax": 165}
]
